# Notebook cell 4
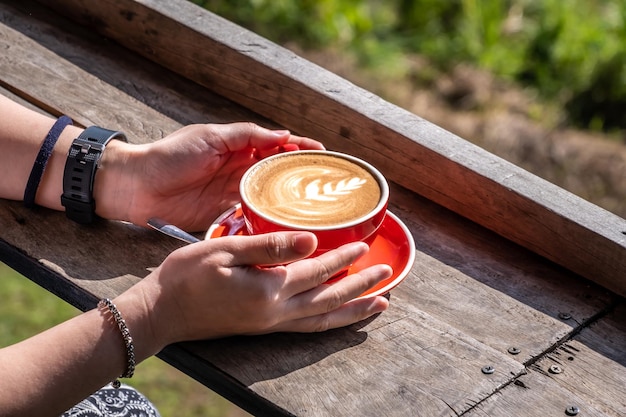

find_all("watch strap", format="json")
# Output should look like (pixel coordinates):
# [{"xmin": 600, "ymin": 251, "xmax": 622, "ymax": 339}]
[{"xmin": 61, "ymin": 126, "xmax": 127, "ymax": 224}]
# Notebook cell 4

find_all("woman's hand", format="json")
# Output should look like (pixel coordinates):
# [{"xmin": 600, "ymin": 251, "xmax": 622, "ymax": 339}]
[
  {"xmin": 116, "ymin": 232, "xmax": 392, "ymax": 353},
  {"xmin": 96, "ymin": 123, "xmax": 323, "ymax": 231}
]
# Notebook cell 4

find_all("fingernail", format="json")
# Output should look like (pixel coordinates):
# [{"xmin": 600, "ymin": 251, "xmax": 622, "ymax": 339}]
[
  {"xmin": 378, "ymin": 264, "xmax": 394, "ymax": 280},
  {"xmin": 293, "ymin": 232, "xmax": 317, "ymax": 255},
  {"xmin": 271, "ymin": 129, "xmax": 290, "ymax": 137},
  {"xmin": 348, "ymin": 241, "xmax": 369, "ymax": 256},
  {"xmin": 371, "ymin": 296, "xmax": 390, "ymax": 313},
  {"xmin": 278, "ymin": 143, "xmax": 299, "ymax": 152}
]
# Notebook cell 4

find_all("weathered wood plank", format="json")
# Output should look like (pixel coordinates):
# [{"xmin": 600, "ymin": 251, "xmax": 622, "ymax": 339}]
[
  {"xmin": 2, "ymin": 2, "xmax": 624, "ymax": 416},
  {"xmin": 0, "ymin": 0, "xmax": 274, "ymax": 139},
  {"xmin": 182, "ymin": 309, "xmax": 526, "ymax": 417},
  {"xmin": 35, "ymin": 0, "xmax": 626, "ymax": 298},
  {"xmin": 467, "ymin": 368, "xmax": 613, "ymax": 417},
  {"xmin": 551, "ymin": 303, "xmax": 626, "ymax": 417},
  {"xmin": 467, "ymin": 302, "xmax": 626, "ymax": 417},
  {"xmin": 389, "ymin": 185, "xmax": 619, "ymax": 363}
]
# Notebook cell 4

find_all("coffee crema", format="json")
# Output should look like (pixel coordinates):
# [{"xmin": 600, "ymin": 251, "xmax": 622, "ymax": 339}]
[{"xmin": 243, "ymin": 153, "xmax": 382, "ymax": 227}]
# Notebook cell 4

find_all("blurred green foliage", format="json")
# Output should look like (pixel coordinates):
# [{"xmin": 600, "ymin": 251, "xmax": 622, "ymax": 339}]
[{"xmin": 191, "ymin": 0, "xmax": 626, "ymax": 133}]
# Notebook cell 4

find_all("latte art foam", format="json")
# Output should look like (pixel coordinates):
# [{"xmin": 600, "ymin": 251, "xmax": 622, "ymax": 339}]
[{"xmin": 244, "ymin": 153, "xmax": 382, "ymax": 227}]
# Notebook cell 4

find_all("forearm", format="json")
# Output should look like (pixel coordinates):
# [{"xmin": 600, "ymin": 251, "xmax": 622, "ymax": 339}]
[
  {"xmin": 0, "ymin": 95, "xmax": 82, "ymax": 209},
  {"xmin": 0, "ymin": 95, "xmax": 136, "ymax": 221},
  {"xmin": 0, "ymin": 97, "xmax": 162, "ymax": 415},
  {"xmin": 0, "ymin": 287, "xmax": 162, "ymax": 417}
]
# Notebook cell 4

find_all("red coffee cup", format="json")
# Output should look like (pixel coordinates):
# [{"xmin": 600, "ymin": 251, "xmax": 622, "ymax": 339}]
[{"xmin": 240, "ymin": 150, "xmax": 389, "ymax": 256}]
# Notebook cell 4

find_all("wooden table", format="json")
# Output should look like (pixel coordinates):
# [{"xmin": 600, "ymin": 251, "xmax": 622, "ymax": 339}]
[{"xmin": 1, "ymin": 1, "xmax": 625, "ymax": 416}]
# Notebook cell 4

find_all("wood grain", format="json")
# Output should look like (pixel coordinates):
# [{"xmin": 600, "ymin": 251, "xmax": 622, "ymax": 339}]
[
  {"xmin": 182, "ymin": 310, "xmax": 526, "ymax": 416},
  {"xmin": 389, "ymin": 185, "xmax": 619, "ymax": 362},
  {"xmin": 0, "ymin": 0, "xmax": 274, "ymax": 139},
  {"xmin": 467, "ymin": 303, "xmax": 626, "ymax": 417},
  {"xmin": 36, "ymin": 0, "xmax": 626, "ymax": 298},
  {"xmin": 1, "ymin": 1, "xmax": 624, "ymax": 416}
]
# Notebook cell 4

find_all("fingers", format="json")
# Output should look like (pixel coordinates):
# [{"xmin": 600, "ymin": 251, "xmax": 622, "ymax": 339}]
[
  {"xmin": 285, "ymin": 263, "xmax": 393, "ymax": 318},
  {"xmin": 200, "ymin": 232, "xmax": 318, "ymax": 267},
  {"xmin": 210, "ymin": 122, "xmax": 324, "ymax": 155},
  {"xmin": 282, "ymin": 133, "xmax": 326, "ymax": 151},
  {"xmin": 239, "ymin": 124, "xmax": 325, "ymax": 152},
  {"xmin": 206, "ymin": 234, "xmax": 388, "ymax": 302},
  {"xmin": 283, "ymin": 242, "xmax": 370, "ymax": 295},
  {"xmin": 253, "ymin": 133, "xmax": 325, "ymax": 159},
  {"xmin": 272, "ymin": 294, "xmax": 390, "ymax": 334},
  {"xmin": 188, "ymin": 233, "xmax": 392, "ymax": 335}
]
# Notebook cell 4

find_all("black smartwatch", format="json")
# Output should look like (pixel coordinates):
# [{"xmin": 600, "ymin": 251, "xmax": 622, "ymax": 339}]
[{"xmin": 61, "ymin": 126, "xmax": 127, "ymax": 224}]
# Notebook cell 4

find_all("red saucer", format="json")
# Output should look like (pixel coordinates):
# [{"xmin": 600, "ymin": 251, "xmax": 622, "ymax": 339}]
[{"xmin": 206, "ymin": 204, "xmax": 415, "ymax": 298}]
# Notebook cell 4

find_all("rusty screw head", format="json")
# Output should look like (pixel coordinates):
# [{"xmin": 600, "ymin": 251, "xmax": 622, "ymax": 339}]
[
  {"xmin": 559, "ymin": 312, "xmax": 572, "ymax": 320},
  {"xmin": 508, "ymin": 347, "xmax": 521, "ymax": 355},
  {"xmin": 481, "ymin": 365, "xmax": 495, "ymax": 375},
  {"xmin": 565, "ymin": 405, "xmax": 580, "ymax": 416},
  {"xmin": 549, "ymin": 365, "xmax": 563, "ymax": 374}
]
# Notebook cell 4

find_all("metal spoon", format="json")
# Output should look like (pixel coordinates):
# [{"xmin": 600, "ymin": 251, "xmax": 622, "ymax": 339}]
[{"xmin": 147, "ymin": 217, "xmax": 200, "ymax": 244}]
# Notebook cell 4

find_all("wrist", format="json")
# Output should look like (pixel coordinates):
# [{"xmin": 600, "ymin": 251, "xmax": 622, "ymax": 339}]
[
  {"xmin": 61, "ymin": 127, "xmax": 130, "ymax": 223},
  {"xmin": 92, "ymin": 139, "xmax": 138, "ymax": 222},
  {"xmin": 113, "ymin": 278, "xmax": 170, "ymax": 359}
]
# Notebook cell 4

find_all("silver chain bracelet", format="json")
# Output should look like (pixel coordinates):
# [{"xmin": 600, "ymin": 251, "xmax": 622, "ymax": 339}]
[{"xmin": 98, "ymin": 298, "xmax": 136, "ymax": 388}]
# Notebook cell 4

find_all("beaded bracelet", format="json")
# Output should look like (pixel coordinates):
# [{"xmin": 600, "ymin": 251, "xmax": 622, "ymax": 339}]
[
  {"xmin": 23, "ymin": 115, "xmax": 73, "ymax": 208},
  {"xmin": 98, "ymin": 298, "xmax": 136, "ymax": 388}
]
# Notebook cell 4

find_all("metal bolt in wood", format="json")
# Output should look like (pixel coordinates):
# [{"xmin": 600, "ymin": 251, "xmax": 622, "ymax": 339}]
[
  {"xmin": 549, "ymin": 365, "xmax": 563, "ymax": 374},
  {"xmin": 565, "ymin": 405, "xmax": 580, "ymax": 415},
  {"xmin": 481, "ymin": 365, "xmax": 495, "ymax": 374}
]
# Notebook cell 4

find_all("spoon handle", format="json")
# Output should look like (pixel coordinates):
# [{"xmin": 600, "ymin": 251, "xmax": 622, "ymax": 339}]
[{"xmin": 147, "ymin": 218, "xmax": 201, "ymax": 244}]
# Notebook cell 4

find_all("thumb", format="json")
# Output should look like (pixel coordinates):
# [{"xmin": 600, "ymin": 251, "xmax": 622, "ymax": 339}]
[{"xmin": 212, "ymin": 232, "xmax": 318, "ymax": 266}]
